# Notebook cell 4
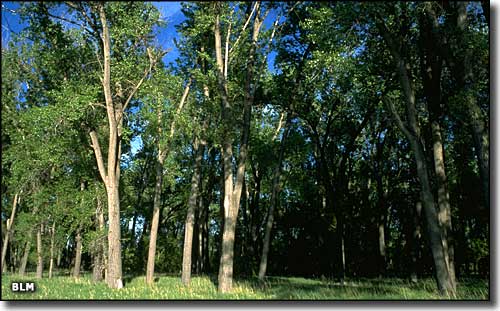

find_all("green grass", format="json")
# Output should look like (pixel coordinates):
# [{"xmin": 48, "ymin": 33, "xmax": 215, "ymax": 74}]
[{"xmin": 1, "ymin": 272, "xmax": 488, "ymax": 300}]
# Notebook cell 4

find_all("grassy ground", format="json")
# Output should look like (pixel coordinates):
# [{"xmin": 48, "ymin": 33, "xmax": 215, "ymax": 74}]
[{"xmin": 1, "ymin": 272, "xmax": 488, "ymax": 300}]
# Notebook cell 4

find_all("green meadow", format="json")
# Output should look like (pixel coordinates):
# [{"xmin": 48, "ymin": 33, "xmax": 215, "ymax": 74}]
[{"xmin": 1, "ymin": 273, "xmax": 488, "ymax": 300}]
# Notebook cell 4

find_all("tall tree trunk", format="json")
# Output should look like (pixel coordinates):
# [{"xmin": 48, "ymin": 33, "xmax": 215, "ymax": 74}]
[
  {"xmin": 248, "ymin": 163, "xmax": 261, "ymax": 261},
  {"xmin": 105, "ymin": 184, "xmax": 122, "ymax": 288},
  {"xmin": 378, "ymin": 219, "xmax": 386, "ymax": 276},
  {"xmin": 201, "ymin": 201, "xmax": 210, "ymax": 273},
  {"xmin": 36, "ymin": 223, "xmax": 43, "ymax": 279},
  {"xmin": 214, "ymin": 6, "xmax": 235, "ymax": 293},
  {"xmin": 338, "ymin": 217, "xmax": 346, "ymax": 283},
  {"xmin": 56, "ymin": 248, "xmax": 61, "ymax": 268},
  {"xmin": 49, "ymin": 221, "xmax": 56, "ymax": 279},
  {"xmin": 73, "ymin": 229, "xmax": 82, "ymax": 278},
  {"xmin": 431, "ymin": 120, "xmax": 456, "ymax": 287},
  {"xmin": 419, "ymin": 13, "xmax": 456, "ymax": 289},
  {"xmin": 182, "ymin": 136, "xmax": 204, "ymax": 285},
  {"xmin": 386, "ymin": 94, "xmax": 456, "ymax": 296},
  {"xmin": 428, "ymin": 2, "xmax": 489, "ymax": 209},
  {"xmin": 146, "ymin": 78, "xmax": 190, "ymax": 285},
  {"xmin": 376, "ymin": 186, "xmax": 388, "ymax": 277},
  {"xmin": 379, "ymin": 16, "xmax": 456, "ymax": 295},
  {"xmin": 93, "ymin": 193, "xmax": 106, "ymax": 282},
  {"xmin": 1, "ymin": 192, "xmax": 19, "ymax": 271},
  {"xmin": 87, "ymin": 4, "xmax": 124, "ymax": 289},
  {"xmin": 259, "ymin": 117, "xmax": 291, "ymax": 280},
  {"xmin": 146, "ymin": 155, "xmax": 165, "ymax": 285},
  {"xmin": 19, "ymin": 240, "xmax": 30, "ymax": 277},
  {"xmin": 468, "ymin": 98, "xmax": 489, "ymax": 208},
  {"xmin": 215, "ymin": 2, "xmax": 263, "ymax": 293},
  {"xmin": 90, "ymin": 1, "xmax": 158, "ymax": 288},
  {"xmin": 197, "ymin": 193, "xmax": 204, "ymax": 273}
]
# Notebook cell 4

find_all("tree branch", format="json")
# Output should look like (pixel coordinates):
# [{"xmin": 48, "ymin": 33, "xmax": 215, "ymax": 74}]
[
  {"xmin": 121, "ymin": 48, "xmax": 164, "ymax": 117},
  {"xmin": 89, "ymin": 130, "xmax": 107, "ymax": 183},
  {"xmin": 229, "ymin": 1, "xmax": 259, "ymax": 55},
  {"xmin": 273, "ymin": 112, "xmax": 286, "ymax": 141},
  {"xmin": 168, "ymin": 79, "xmax": 191, "ymax": 139},
  {"xmin": 224, "ymin": 17, "xmax": 232, "ymax": 79},
  {"xmin": 383, "ymin": 96, "xmax": 413, "ymax": 141}
]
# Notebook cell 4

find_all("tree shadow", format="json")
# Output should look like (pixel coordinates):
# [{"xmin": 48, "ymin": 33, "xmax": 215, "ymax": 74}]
[{"xmin": 243, "ymin": 276, "xmax": 419, "ymax": 300}]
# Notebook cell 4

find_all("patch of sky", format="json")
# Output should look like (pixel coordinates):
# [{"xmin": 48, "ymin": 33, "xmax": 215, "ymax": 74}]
[
  {"xmin": 152, "ymin": 2, "xmax": 185, "ymax": 67},
  {"xmin": 130, "ymin": 135, "xmax": 144, "ymax": 156},
  {"xmin": 1, "ymin": 2, "xmax": 24, "ymax": 46}
]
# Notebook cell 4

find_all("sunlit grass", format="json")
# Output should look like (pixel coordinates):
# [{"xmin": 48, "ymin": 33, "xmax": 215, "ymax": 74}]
[{"xmin": 1, "ymin": 272, "xmax": 488, "ymax": 300}]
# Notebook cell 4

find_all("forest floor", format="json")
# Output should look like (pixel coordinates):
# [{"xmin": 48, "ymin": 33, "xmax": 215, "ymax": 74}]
[{"xmin": 1, "ymin": 272, "xmax": 488, "ymax": 300}]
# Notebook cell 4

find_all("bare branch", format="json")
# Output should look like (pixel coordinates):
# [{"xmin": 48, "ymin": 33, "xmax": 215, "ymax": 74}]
[
  {"xmin": 89, "ymin": 102, "xmax": 106, "ymax": 109},
  {"xmin": 273, "ymin": 112, "xmax": 286, "ymax": 141},
  {"xmin": 45, "ymin": 10, "xmax": 94, "ymax": 35},
  {"xmin": 228, "ymin": 2, "xmax": 259, "ymax": 55},
  {"xmin": 168, "ymin": 79, "xmax": 192, "ymax": 139}
]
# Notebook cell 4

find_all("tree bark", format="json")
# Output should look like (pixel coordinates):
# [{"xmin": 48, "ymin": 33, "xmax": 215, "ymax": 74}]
[
  {"xmin": 105, "ymin": 184, "xmax": 122, "ymax": 288},
  {"xmin": 182, "ymin": 136, "xmax": 205, "ymax": 285},
  {"xmin": 19, "ymin": 240, "xmax": 30, "ymax": 277},
  {"xmin": 56, "ymin": 248, "xmax": 61, "ymax": 268},
  {"xmin": 49, "ymin": 222, "xmax": 56, "ymax": 278},
  {"xmin": 93, "ymin": 193, "xmax": 106, "ymax": 282},
  {"xmin": 431, "ymin": 120, "xmax": 456, "ymax": 287},
  {"xmin": 73, "ymin": 229, "xmax": 82, "ymax": 278},
  {"xmin": 258, "ymin": 117, "xmax": 291, "ymax": 280},
  {"xmin": 1, "ymin": 192, "xmax": 19, "ymax": 270},
  {"xmin": 36, "ymin": 223, "xmax": 43, "ymax": 279}
]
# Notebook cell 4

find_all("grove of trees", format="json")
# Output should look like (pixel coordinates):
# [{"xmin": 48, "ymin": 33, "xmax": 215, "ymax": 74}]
[{"xmin": 1, "ymin": 1, "xmax": 489, "ymax": 298}]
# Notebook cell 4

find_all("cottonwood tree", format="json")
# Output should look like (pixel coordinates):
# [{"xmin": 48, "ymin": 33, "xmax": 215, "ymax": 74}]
[{"xmin": 144, "ymin": 69, "xmax": 191, "ymax": 285}]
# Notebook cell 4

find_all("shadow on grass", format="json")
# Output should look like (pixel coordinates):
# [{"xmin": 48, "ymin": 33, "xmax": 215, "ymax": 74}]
[{"xmin": 239, "ymin": 276, "xmax": 427, "ymax": 299}]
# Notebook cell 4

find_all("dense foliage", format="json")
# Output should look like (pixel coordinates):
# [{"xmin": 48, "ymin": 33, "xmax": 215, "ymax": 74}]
[{"xmin": 1, "ymin": 1, "xmax": 489, "ymax": 299}]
